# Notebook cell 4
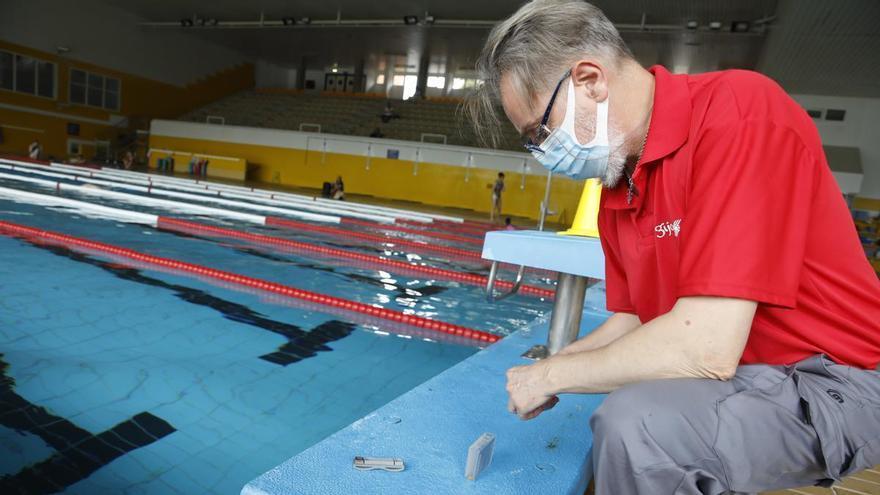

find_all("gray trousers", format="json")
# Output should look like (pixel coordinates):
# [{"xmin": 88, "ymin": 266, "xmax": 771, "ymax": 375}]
[{"xmin": 590, "ymin": 355, "xmax": 880, "ymax": 494}]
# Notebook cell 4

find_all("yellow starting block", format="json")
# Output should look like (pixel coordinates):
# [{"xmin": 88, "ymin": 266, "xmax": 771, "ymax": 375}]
[{"xmin": 560, "ymin": 178, "xmax": 602, "ymax": 238}]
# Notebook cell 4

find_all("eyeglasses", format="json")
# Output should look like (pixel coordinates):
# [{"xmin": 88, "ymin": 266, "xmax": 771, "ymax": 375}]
[{"xmin": 523, "ymin": 69, "xmax": 572, "ymax": 154}]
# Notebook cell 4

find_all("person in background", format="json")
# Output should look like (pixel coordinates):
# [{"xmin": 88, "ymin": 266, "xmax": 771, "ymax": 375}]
[
  {"xmin": 332, "ymin": 176, "xmax": 345, "ymax": 200},
  {"xmin": 490, "ymin": 172, "xmax": 505, "ymax": 223},
  {"xmin": 504, "ymin": 217, "xmax": 516, "ymax": 230},
  {"xmin": 28, "ymin": 139, "xmax": 41, "ymax": 160},
  {"xmin": 122, "ymin": 150, "xmax": 134, "ymax": 170},
  {"xmin": 381, "ymin": 102, "xmax": 395, "ymax": 123}
]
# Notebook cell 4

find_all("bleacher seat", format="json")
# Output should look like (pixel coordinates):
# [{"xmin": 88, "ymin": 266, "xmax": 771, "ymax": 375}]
[{"xmin": 177, "ymin": 91, "xmax": 522, "ymax": 151}]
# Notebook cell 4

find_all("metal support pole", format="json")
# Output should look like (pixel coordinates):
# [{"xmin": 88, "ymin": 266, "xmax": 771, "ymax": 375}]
[{"xmin": 546, "ymin": 273, "xmax": 589, "ymax": 355}]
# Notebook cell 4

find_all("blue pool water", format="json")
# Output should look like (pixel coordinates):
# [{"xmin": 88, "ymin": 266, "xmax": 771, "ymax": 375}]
[{"xmin": 0, "ymin": 175, "xmax": 553, "ymax": 494}]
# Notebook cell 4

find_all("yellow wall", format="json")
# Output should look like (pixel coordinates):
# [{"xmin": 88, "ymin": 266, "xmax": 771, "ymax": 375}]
[
  {"xmin": 0, "ymin": 39, "xmax": 253, "ymax": 160},
  {"xmin": 149, "ymin": 149, "xmax": 247, "ymax": 181},
  {"xmin": 148, "ymin": 134, "xmax": 585, "ymax": 222},
  {"xmin": 854, "ymin": 197, "xmax": 880, "ymax": 212}
]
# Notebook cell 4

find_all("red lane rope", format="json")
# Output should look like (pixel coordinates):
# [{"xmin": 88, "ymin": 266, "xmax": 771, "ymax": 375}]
[
  {"xmin": 265, "ymin": 216, "xmax": 483, "ymax": 260},
  {"xmin": 395, "ymin": 218, "xmax": 491, "ymax": 238},
  {"xmin": 0, "ymin": 220, "xmax": 500, "ymax": 344},
  {"xmin": 340, "ymin": 218, "xmax": 484, "ymax": 246},
  {"xmin": 157, "ymin": 217, "xmax": 554, "ymax": 299}
]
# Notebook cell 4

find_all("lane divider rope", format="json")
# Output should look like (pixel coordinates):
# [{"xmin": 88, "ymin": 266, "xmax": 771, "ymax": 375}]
[
  {"xmin": 0, "ymin": 220, "xmax": 500, "ymax": 344},
  {"xmin": 339, "ymin": 217, "xmax": 484, "ymax": 246},
  {"xmin": 265, "ymin": 216, "xmax": 484, "ymax": 260},
  {"xmin": 157, "ymin": 217, "xmax": 554, "ymax": 299}
]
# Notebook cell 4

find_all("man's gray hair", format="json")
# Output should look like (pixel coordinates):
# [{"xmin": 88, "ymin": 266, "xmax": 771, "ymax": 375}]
[{"xmin": 464, "ymin": 0, "xmax": 632, "ymax": 148}]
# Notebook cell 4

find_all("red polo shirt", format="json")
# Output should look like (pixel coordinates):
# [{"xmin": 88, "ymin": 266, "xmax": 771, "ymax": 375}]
[{"xmin": 598, "ymin": 66, "xmax": 880, "ymax": 369}]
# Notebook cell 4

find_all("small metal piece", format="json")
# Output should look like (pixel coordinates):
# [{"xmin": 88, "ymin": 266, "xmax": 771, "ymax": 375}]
[
  {"xmin": 353, "ymin": 456, "xmax": 405, "ymax": 472},
  {"xmin": 521, "ymin": 344, "xmax": 549, "ymax": 360},
  {"xmin": 465, "ymin": 433, "xmax": 496, "ymax": 480}
]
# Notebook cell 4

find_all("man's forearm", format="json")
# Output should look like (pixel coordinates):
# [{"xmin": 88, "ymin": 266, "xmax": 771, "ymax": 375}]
[
  {"xmin": 556, "ymin": 312, "xmax": 641, "ymax": 355},
  {"xmin": 544, "ymin": 297, "xmax": 756, "ymax": 394}
]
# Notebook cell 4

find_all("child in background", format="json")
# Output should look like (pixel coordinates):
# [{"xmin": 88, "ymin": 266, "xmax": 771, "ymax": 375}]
[
  {"xmin": 28, "ymin": 140, "xmax": 41, "ymax": 160},
  {"xmin": 490, "ymin": 172, "xmax": 505, "ymax": 223}
]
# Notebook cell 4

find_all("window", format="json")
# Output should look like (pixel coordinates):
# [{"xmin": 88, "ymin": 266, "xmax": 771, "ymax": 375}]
[
  {"xmin": 37, "ymin": 61, "xmax": 54, "ymax": 97},
  {"xmin": 104, "ymin": 77, "xmax": 119, "ymax": 110},
  {"xmin": 0, "ymin": 50, "xmax": 55, "ymax": 98},
  {"xmin": 375, "ymin": 74, "xmax": 385, "ymax": 85},
  {"xmin": 825, "ymin": 109, "xmax": 846, "ymax": 122},
  {"xmin": 449, "ymin": 77, "xmax": 483, "ymax": 91},
  {"xmin": 392, "ymin": 74, "xmax": 406, "ymax": 86},
  {"xmin": 69, "ymin": 68, "xmax": 120, "ymax": 110},
  {"xmin": 426, "ymin": 76, "xmax": 446, "ymax": 89},
  {"xmin": 0, "ymin": 52, "xmax": 12, "ymax": 90},
  {"xmin": 402, "ymin": 75, "xmax": 418, "ymax": 100},
  {"xmin": 15, "ymin": 55, "xmax": 36, "ymax": 94},
  {"xmin": 95, "ymin": 141, "xmax": 110, "ymax": 161}
]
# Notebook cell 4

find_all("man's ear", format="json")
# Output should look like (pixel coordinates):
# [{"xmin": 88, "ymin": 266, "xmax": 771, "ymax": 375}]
[{"xmin": 571, "ymin": 60, "xmax": 608, "ymax": 102}]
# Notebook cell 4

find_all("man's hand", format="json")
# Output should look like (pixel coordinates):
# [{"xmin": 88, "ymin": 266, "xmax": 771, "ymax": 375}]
[{"xmin": 506, "ymin": 361, "xmax": 559, "ymax": 420}]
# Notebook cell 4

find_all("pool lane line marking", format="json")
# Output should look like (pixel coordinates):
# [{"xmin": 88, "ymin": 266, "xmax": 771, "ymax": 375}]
[
  {"xmin": 157, "ymin": 217, "xmax": 554, "ymax": 299},
  {"xmin": 0, "ymin": 220, "xmax": 500, "ymax": 344}
]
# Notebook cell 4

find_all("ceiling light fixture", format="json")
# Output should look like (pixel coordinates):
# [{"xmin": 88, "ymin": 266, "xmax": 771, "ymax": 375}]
[
  {"xmin": 685, "ymin": 20, "xmax": 698, "ymax": 30},
  {"xmin": 708, "ymin": 21, "xmax": 722, "ymax": 30}
]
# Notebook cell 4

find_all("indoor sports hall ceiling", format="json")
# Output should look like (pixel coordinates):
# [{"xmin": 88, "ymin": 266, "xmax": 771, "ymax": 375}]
[{"xmin": 99, "ymin": 0, "xmax": 880, "ymax": 97}]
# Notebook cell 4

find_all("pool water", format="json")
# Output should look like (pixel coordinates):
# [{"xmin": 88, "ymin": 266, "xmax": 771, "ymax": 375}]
[{"xmin": 0, "ymin": 176, "xmax": 553, "ymax": 494}]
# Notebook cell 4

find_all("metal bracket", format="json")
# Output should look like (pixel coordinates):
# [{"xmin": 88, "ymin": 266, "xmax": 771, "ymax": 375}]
[
  {"xmin": 485, "ymin": 261, "xmax": 525, "ymax": 302},
  {"xmin": 521, "ymin": 344, "xmax": 549, "ymax": 360}
]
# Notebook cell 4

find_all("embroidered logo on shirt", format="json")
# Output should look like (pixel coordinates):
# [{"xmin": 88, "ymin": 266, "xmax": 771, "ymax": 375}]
[{"xmin": 655, "ymin": 219, "xmax": 682, "ymax": 239}]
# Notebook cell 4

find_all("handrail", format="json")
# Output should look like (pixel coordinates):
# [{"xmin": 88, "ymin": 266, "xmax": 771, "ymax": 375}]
[{"xmin": 484, "ymin": 261, "xmax": 526, "ymax": 302}]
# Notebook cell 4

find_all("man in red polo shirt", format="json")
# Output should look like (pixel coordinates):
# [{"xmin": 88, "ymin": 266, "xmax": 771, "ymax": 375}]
[{"xmin": 467, "ymin": 1, "xmax": 880, "ymax": 493}]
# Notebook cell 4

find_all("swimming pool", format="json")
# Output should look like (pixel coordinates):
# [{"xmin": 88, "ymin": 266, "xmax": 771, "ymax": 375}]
[{"xmin": 0, "ymin": 162, "xmax": 554, "ymax": 494}]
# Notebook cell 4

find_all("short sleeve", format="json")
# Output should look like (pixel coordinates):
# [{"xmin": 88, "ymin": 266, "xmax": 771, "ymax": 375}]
[
  {"xmin": 678, "ymin": 120, "xmax": 819, "ymax": 308},
  {"xmin": 598, "ymin": 209, "xmax": 636, "ymax": 313}
]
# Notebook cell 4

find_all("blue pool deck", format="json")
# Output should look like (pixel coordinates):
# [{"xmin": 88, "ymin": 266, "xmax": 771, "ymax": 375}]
[{"xmin": 241, "ymin": 284, "xmax": 611, "ymax": 495}]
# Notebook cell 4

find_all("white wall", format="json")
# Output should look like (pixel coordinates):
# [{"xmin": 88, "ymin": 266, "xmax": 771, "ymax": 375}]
[
  {"xmin": 304, "ymin": 69, "xmax": 325, "ymax": 91},
  {"xmin": 792, "ymin": 94, "xmax": 880, "ymax": 199},
  {"xmin": 255, "ymin": 61, "xmax": 297, "ymax": 89},
  {"xmin": 151, "ymin": 119, "xmax": 541, "ymax": 175},
  {"xmin": 0, "ymin": 0, "xmax": 247, "ymax": 86}
]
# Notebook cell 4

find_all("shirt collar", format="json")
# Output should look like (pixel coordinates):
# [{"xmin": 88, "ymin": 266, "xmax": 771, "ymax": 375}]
[{"xmin": 603, "ymin": 65, "xmax": 692, "ymax": 210}]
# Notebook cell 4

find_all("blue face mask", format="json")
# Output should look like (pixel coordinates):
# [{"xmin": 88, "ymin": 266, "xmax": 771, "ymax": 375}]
[{"xmin": 530, "ymin": 78, "xmax": 610, "ymax": 181}]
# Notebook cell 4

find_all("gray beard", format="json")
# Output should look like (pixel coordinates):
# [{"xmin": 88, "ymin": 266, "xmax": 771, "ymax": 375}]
[
  {"xmin": 602, "ymin": 152, "xmax": 628, "ymax": 188},
  {"xmin": 600, "ymin": 130, "xmax": 629, "ymax": 188}
]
